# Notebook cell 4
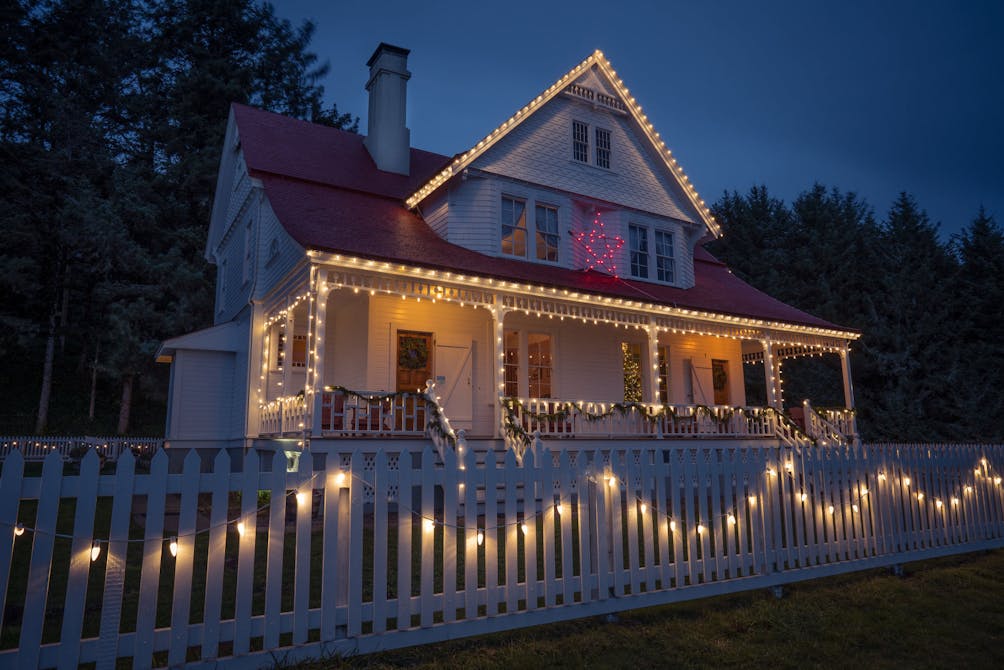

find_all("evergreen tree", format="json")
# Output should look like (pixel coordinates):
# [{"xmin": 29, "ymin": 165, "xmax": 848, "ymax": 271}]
[{"xmin": 952, "ymin": 207, "xmax": 1004, "ymax": 440}]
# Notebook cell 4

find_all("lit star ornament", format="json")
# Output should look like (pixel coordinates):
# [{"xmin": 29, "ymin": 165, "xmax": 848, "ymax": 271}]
[{"xmin": 574, "ymin": 211, "xmax": 624, "ymax": 277}]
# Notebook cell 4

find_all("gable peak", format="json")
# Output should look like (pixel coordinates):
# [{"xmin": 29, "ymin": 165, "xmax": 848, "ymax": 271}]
[{"xmin": 406, "ymin": 49, "xmax": 721, "ymax": 237}]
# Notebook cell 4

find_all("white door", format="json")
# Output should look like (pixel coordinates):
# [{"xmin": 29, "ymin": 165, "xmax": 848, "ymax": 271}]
[{"xmin": 435, "ymin": 342, "xmax": 474, "ymax": 429}]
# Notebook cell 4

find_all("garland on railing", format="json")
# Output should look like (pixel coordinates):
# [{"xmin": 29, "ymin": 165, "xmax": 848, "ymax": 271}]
[
  {"xmin": 325, "ymin": 386, "xmax": 457, "ymax": 449},
  {"xmin": 501, "ymin": 397, "xmax": 760, "ymax": 447}
]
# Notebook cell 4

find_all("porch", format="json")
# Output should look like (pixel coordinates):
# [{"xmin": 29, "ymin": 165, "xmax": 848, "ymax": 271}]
[{"xmin": 253, "ymin": 261, "xmax": 860, "ymax": 448}]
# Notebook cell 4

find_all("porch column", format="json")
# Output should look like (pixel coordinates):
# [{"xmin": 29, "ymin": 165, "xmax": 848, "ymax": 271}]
[
  {"xmin": 646, "ymin": 325, "xmax": 661, "ymax": 404},
  {"xmin": 310, "ymin": 270, "xmax": 329, "ymax": 436},
  {"xmin": 281, "ymin": 296, "xmax": 294, "ymax": 398},
  {"xmin": 490, "ymin": 303, "xmax": 511, "ymax": 439},
  {"xmin": 839, "ymin": 344, "xmax": 855, "ymax": 410},
  {"xmin": 762, "ymin": 338, "xmax": 780, "ymax": 409}
]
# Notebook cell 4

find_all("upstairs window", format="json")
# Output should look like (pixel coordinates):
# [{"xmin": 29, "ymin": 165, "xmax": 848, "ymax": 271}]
[
  {"xmin": 572, "ymin": 120, "xmax": 589, "ymax": 163},
  {"xmin": 629, "ymin": 224, "xmax": 648, "ymax": 279},
  {"xmin": 535, "ymin": 204, "xmax": 559, "ymax": 262},
  {"xmin": 655, "ymin": 230, "xmax": 675, "ymax": 283},
  {"xmin": 501, "ymin": 196, "xmax": 527, "ymax": 257},
  {"xmin": 595, "ymin": 128, "xmax": 611, "ymax": 168}
]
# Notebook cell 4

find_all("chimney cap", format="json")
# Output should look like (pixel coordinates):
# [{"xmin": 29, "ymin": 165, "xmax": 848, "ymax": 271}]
[{"xmin": 367, "ymin": 42, "xmax": 411, "ymax": 67}]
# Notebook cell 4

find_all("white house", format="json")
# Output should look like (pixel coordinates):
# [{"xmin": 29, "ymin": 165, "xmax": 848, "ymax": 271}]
[{"xmin": 157, "ymin": 44, "xmax": 860, "ymax": 455}]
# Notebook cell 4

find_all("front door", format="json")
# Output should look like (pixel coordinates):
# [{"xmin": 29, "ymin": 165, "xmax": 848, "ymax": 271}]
[
  {"xmin": 396, "ymin": 331, "xmax": 434, "ymax": 392},
  {"xmin": 712, "ymin": 359, "xmax": 730, "ymax": 405}
]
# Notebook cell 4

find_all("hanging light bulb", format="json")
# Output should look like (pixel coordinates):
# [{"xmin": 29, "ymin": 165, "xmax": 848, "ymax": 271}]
[
  {"xmin": 236, "ymin": 521, "xmax": 246, "ymax": 537},
  {"xmin": 477, "ymin": 530, "xmax": 484, "ymax": 546},
  {"xmin": 13, "ymin": 523, "xmax": 25, "ymax": 537},
  {"xmin": 168, "ymin": 537, "xmax": 178, "ymax": 557},
  {"xmin": 520, "ymin": 523, "xmax": 529, "ymax": 534},
  {"xmin": 90, "ymin": 542, "xmax": 102, "ymax": 562},
  {"xmin": 424, "ymin": 519, "xmax": 435, "ymax": 532}
]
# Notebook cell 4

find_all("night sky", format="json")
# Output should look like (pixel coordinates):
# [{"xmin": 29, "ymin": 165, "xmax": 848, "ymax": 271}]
[{"xmin": 275, "ymin": 0, "xmax": 1003, "ymax": 238}]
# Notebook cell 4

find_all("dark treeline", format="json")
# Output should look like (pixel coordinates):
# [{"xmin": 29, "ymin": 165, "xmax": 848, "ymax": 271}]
[
  {"xmin": 710, "ymin": 186, "xmax": 1004, "ymax": 442},
  {"xmin": 0, "ymin": 0, "xmax": 356, "ymax": 434}
]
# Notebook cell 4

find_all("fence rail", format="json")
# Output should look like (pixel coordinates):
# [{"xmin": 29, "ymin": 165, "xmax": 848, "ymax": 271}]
[
  {"xmin": 0, "ymin": 436, "xmax": 162, "ymax": 463},
  {"xmin": 1, "ymin": 441, "xmax": 1002, "ymax": 669}
]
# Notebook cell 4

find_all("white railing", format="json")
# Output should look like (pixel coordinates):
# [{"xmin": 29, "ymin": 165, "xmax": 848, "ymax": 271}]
[
  {"xmin": 504, "ymin": 398, "xmax": 779, "ymax": 441},
  {"xmin": 0, "ymin": 436, "xmax": 161, "ymax": 462},
  {"xmin": 1, "ymin": 442, "xmax": 1002, "ymax": 668},
  {"xmin": 259, "ymin": 394, "xmax": 307, "ymax": 435},
  {"xmin": 318, "ymin": 388, "xmax": 427, "ymax": 436},
  {"xmin": 818, "ymin": 405, "xmax": 859, "ymax": 443}
]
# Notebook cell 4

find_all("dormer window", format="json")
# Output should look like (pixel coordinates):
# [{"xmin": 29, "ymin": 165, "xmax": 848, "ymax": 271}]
[
  {"xmin": 655, "ymin": 230, "xmax": 675, "ymax": 283},
  {"xmin": 572, "ymin": 121, "xmax": 589, "ymax": 163},
  {"xmin": 535, "ymin": 204, "xmax": 559, "ymax": 262},
  {"xmin": 501, "ymin": 196, "xmax": 527, "ymax": 257},
  {"xmin": 629, "ymin": 224, "xmax": 648, "ymax": 279}
]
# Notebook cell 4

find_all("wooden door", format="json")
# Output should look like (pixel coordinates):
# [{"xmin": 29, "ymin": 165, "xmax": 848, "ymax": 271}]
[
  {"xmin": 396, "ymin": 331, "xmax": 434, "ymax": 392},
  {"xmin": 712, "ymin": 359, "xmax": 730, "ymax": 405}
]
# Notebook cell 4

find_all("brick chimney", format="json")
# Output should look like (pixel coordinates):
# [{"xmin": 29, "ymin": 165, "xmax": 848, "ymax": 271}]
[{"xmin": 363, "ymin": 43, "xmax": 411, "ymax": 175}]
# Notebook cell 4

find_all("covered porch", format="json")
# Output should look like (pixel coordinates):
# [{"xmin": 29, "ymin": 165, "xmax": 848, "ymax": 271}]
[{"xmin": 252, "ymin": 258, "xmax": 860, "ymax": 448}]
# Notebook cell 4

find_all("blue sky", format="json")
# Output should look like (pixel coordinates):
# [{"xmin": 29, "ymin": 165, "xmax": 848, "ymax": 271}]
[{"xmin": 274, "ymin": 0, "xmax": 1003, "ymax": 238}]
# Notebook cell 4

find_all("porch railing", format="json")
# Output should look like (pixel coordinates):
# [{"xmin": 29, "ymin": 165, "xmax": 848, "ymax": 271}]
[
  {"xmin": 504, "ymin": 397, "xmax": 780, "ymax": 441},
  {"xmin": 803, "ymin": 401, "xmax": 857, "ymax": 446},
  {"xmin": 319, "ymin": 388, "xmax": 427, "ymax": 437},
  {"xmin": 259, "ymin": 395, "xmax": 307, "ymax": 436}
]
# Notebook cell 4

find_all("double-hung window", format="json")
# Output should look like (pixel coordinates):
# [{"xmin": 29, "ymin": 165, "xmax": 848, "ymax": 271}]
[
  {"xmin": 629, "ymin": 224, "xmax": 648, "ymax": 279},
  {"xmin": 572, "ymin": 120, "xmax": 589, "ymax": 163},
  {"xmin": 504, "ymin": 330, "xmax": 553, "ymax": 398},
  {"xmin": 535, "ymin": 204, "xmax": 559, "ymax": 262},
  {"xmin": 654, "ymin": 230, "xmax": 675, "ymax": 283},
  {"xmin": 501, "ymin": 196, "xmax": 527, "ymax": 257},
  {"xmin": 595, "ymin": 128, "xmax": 611, "ymax": 168}
]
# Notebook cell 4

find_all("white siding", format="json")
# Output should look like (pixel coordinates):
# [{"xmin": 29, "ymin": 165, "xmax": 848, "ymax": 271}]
[
  {"xmin": 167, "ymin": 349, "xmax": 237, "ymax": 440},
  {"xmin": 324, "ymin": 290, "xmax": 369, "ymax": 390},
  {"xmin": 254, "ymin": 197, "xmax": 305, "ymax": 302},
  {"xmin": 473, "ymin": 95, "xmax": 700, "ymax": 225},
  {"xmin": 444, "ymin": 177, "xmax": 498, "ymax": 255},
  {"xmin": 659, "ymin": 333, "xmax": 746, "ymax": 407},
  {"xmin": 423, "ymin": 192, "xmax": 449, "ymax": 240}
]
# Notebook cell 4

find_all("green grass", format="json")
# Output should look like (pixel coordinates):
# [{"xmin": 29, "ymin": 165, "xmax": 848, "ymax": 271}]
[{"xmin": 293, "ymin": 550, "xmax": 1004, "ymax": 669}]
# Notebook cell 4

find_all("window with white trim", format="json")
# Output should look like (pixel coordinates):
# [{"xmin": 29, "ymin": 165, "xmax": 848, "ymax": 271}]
[
  {"xmin": 535, "ymin": 204, "xmax": 559, "ymax": 262},
  {"xmin": 629, "ymin": 224, "xmax": 648, "ymax": 279},
  {"xmin": 504, "ymin": 330, "xmax": 553, "ymax": 398},
  {"xmin": 527, "ymin": 332, "xmax": 552, "ymax": 398},
  {"xmin": 595, "ymin": 127, "xmax": 611, "ymax": 168},
  {"xmin": 572, "ymin": 120, "xmax": 589, "ymax": 163},
  {"xmin": 655, "ymin": 230, "xmax": 675, "ymax": 283},
  {"xmin": 501, "ymin": 196, "xmax": 527, "ymax": 257}
]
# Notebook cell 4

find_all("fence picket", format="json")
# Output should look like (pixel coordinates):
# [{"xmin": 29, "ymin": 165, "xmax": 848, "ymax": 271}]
[
  {"xmin": 348, "ymin": 449, "xmax": 366, "ymax": 636},
  {"xmin": 372, "ymin": 450, "xmax": 390, "ymax": 633},
  {"xmin": 396, "ymin": 448, "xmax": 413, "ymax": 628},
  {"xmin": 263, "ymin": 449, "xmax": 287, "ymax": 650},
  {"xmin": 167, "ymin": 450, "xmax": 200, "ymax": 666},
  {"xmin": 558, "ymin": 450, "xmax": 575, "ymax": 605},
  {"xmin": 58, "ymin": 450, "xmax": 100, "ymax": 670},
  {"xmin": 503, "ymin": 449, "xmax": 520, "ymax": 614},
  {"xmin": 462, "ymin": 448, "xmax": 479, "ymax": 619},
  {"xmin": 293, "ymin": 446, "xmax": 312, "ymax": 644},
  {"xmin": 419, "ymin": 445, "xmax": 436, "ymax": 628},
  {"xmin": 234, "ymin": 448, "xmax": 260, "ymax": 654},
  {"xmin": 202, "ymin": 449, "xmax": 231, "ymax": 661},
  {"xmin": 0, "ymin": 449, "xmax": 24, "ymax": 633},
  {"xmin": 133, "ymin": 450, "xmax": 168, "ymax": 668},
  {"xmin": 442, "ymin": 446, "xmax": 458, "ymax": 622},
  {"xmin": 96, "ymin": 450, "xmax": 136, "ymax": 670},
  {"xmin": 574, "ymin": 452, "xmax": 593, "ymax": 603},
  {"xmin": 522, "ymin": 448, "xmax": 538, "ymax": 610},
  {"xmin": 483, "ymin": 450, "xmax": 500, "ymax": 616}
]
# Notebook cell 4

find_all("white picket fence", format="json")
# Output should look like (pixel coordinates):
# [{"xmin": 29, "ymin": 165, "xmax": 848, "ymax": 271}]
[
  {"xmin": 1, "ymin": 441, "xmax": 1003, "ymax": 669},
  {"xmin": 0, "ymin": 436, "xmax": 162, "ymax": 463}
]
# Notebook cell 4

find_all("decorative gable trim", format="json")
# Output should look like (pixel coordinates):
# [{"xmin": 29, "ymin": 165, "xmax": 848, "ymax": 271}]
[{"xmin": 405, "ymin": 51, "xmax": 721, "ymax": 237}]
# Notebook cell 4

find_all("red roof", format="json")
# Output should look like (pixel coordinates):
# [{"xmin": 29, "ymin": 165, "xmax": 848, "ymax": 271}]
[{"xmin": 233, "ymin": 104, "xmax": 847, "ymax": 332}]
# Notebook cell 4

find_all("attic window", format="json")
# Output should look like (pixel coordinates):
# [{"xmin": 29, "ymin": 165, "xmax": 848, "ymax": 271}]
[
  {"xmin": 572, "ymin": 121, "xmax": 589, "ymax": 163},
  {"xmin": 595, "ymin": 128, "xmax": 611, "ymax": 168}
]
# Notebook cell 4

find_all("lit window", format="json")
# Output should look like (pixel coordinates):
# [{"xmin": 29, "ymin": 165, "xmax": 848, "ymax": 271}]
[
  {"xmin": 655, "ymin": 230, "xmax": 674, "ymax": 283},
  {"xmin": 573, "ymin": 120, "xmax": 589, "ymax": 163},
  {"xmin": 595, "ymin": 128, "xmax": 611, "ymax": 169},
  {"xmin": 629, "ymin": 224, "xmax": 648, "ymax": 279},
  {"xmin": 291, "ymin": 335, "xmax": 307, "ymax": 368},
  {"xmin": 527, "ymin": 333, "xmax": 552, "ymax": 398},
  {"xmin": 622, "ymin": 342, "xmax": 642, "ymax": 402},
  {"xmin": 535, "ymin": 204, "xmax": 559, "ymax": 262},
  {"xmin": 501, "ymin": 196, "xmax": 527, "ymax": 257},
  {"xmin": 504, "ymin": 330, "xmax": 520, "ymax": 397}
]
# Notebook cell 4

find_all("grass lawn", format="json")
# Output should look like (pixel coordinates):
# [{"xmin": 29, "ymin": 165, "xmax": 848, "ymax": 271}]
[{"xmin": 296, "ymin": 550, "xmax": 1004, "ymax": 669}]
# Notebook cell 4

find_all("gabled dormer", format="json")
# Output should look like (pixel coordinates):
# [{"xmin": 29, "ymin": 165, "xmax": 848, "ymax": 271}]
[{"xmin": 408, "ymin": 51, "xmax": 716, "ymax": 290}]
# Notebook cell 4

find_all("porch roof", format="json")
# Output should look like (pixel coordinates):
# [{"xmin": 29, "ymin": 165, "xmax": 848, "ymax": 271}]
[{"xmin": 233, "ymin": 104, "xmax": 854, "ymax": 334}]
